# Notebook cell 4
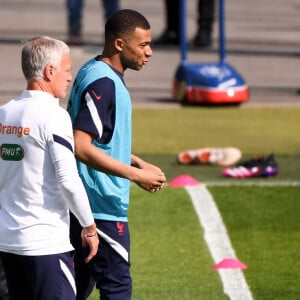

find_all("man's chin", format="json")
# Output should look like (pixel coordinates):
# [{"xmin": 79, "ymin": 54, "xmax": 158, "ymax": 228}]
[{"xmin": 129, "ymin": 66, "xmax": 142, "ymax": 71}]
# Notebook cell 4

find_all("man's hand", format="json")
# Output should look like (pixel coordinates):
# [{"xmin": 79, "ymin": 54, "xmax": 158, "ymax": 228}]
[
  {"xmin": 81, "ymin": 228, "xmax": 99, "ymax": 263},
  {"xmin": 134, "ymin": 167, "xmax": 166, "ymax": 193}
]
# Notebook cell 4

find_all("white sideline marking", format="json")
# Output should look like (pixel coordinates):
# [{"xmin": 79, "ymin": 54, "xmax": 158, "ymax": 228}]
[
  {"xmin": 205, "ymin": 180, "xmax": 300, "ymax": 187},
  {"xmin": 185, "ymin": 184, "xmax": 254, "ymax": 300}
]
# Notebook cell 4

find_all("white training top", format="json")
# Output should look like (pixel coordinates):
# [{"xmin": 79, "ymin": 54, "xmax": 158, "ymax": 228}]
[{"xmin": 0, "ymin": 90, "xmax": 94, "ymax": 256}]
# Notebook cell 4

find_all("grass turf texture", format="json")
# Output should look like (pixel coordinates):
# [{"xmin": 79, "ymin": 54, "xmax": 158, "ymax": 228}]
[
  {"xmin": 90, "ymin": 185, "xmax": 300, "ymax": 299},
  {"xmin": 90, "ymin": 186, "xmax": 228, "ymax": 300},
  {"xmin": 88, "ymin": 107, "xmax": 300, "ymax": 299},
  {"xmin": 211, "ymin": 186, "xmax": 300, "ymax": 300},
  {"xmin": 132, "ymin": 107, "xmax": 299, "ymax": 156},
  {"xmin": 133, "ymin": 107, "xmax": 300, "ymax": 184},
  {"xmin": 129, "ymin": 187, "xmax": 227, "ymax": 299}
]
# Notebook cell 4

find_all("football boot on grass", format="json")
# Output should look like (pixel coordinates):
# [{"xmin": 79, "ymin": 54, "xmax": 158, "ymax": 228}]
[{"xmin": 222, "ymin": 153, "xmax": 278, "ymax": 178}]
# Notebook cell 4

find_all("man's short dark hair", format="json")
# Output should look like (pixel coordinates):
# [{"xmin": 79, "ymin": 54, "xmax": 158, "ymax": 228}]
[{"xmin": 105, "ymin": 9, "xmax": 151, "ymax": 41}]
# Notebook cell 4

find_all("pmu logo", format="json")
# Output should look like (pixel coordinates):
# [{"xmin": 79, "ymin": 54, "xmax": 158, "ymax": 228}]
[{"xmin": 0, "ymin": 144, "xmax": 24, "ymax": 161}]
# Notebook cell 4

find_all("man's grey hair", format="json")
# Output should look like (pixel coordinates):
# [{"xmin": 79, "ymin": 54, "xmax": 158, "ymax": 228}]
[{"xmin": 21, "ymin": 36, "xmax": 70, "ymax": 81}]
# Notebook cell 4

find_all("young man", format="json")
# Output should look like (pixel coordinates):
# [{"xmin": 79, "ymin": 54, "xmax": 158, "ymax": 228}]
[
  {"xmin": 0, "ymin": 36, "xmax": 99, "ymax": 300},
  {"xmin": 67, "ymin": 9, "xmax": 167, "ymax": 300}
]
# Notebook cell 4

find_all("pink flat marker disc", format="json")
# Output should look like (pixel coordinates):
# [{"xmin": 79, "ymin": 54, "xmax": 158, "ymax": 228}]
[
  {"xmin": 169, "ymin": 175, "xmax": 200, "ymax": 187},
  {"xmin": 213, "ymin": 258, "xmax": 248, "ymax": 270}
]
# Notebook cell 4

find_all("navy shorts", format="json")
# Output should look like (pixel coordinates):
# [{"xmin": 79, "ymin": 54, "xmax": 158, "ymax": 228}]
[
  {"xmin": 70, "ymin": 214, "xmax": 132, "ymax": 300},
  {"xmin": 0, "ymin": 251, "xmax": 76, "ymax": 300}
]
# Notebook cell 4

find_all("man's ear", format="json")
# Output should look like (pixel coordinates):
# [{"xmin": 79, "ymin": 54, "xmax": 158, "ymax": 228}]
[
  {"xmin": 44, "ymin": 64, "xmax": 55, "ymax": 80},
  {"xmin": 114, "ymin": 38, "xmax": 125, "ymax": 52}
]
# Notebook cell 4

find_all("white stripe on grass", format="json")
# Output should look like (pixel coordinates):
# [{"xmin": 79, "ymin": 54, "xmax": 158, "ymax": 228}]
[
  {"xmin": 185, "ymin": 184, "xmax": 254, "ymax": 300},
  {"xmin": 205, "ymin": 180, "xmax": 300, "ymax": 187}
]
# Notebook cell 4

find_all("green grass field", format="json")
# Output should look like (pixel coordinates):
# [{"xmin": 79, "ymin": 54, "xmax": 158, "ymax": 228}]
[{"xmin": 89, "ymin": 107, "xmax": 300, "ymax": 299}]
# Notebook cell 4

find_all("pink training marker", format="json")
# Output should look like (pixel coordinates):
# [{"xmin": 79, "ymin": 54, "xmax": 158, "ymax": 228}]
[
  {"xmin": 169, "ymin": 175, "xmax": 200, "ymax": 187},
  {"xmin": 213, "ymin": 258, "xmax": 248, "ymax": 270}
]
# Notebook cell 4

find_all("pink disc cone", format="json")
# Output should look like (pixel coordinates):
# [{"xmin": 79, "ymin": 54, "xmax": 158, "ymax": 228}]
[
  {"xmin": 169, "ymin": 175, "xmax": 200, "ymax": 187},
  {"xmin": 213, "ymin": 258, "xmax": 247, "ymax": 270}
]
